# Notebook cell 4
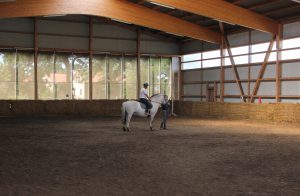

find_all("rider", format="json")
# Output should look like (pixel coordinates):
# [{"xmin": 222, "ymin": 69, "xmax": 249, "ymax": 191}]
[{"xmin": 139, "ymin": 82, "xmax": 152, "ymax": 115}]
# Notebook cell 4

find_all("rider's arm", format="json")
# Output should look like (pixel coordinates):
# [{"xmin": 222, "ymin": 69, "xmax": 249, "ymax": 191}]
[{"xmin": 143, "ymin": 89, "xmax": 151, "ymax": 100}]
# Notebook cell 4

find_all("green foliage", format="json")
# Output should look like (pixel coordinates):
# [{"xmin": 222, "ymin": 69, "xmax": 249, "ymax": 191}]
[{"xmin": 0, "ymin": 51, "xmax": 172, "ymax": 100}]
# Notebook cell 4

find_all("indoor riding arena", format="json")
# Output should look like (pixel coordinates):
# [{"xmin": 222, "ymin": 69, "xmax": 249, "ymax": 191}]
[{"xmin": 0, "ymin": 0, "xmax": 300, "ymax": 195}]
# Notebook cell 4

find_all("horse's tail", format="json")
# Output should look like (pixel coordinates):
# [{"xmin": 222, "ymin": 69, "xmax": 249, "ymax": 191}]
[{"xmin": 121, "ymin": 102, "xmax": 127, "ymax": 125}]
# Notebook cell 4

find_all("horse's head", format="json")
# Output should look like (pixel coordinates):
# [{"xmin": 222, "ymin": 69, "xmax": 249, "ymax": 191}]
[{"xmin": 151, "ymin": 94, "xmax": 168, "ymax": 105}]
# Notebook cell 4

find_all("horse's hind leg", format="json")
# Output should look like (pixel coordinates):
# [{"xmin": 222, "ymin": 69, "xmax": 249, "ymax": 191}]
[
  {"xmin": 126, "ymin": 114, "xmax": 133, "ymax": 131},
  {"xmin": 150, "ymin": 115, "xmax": 154, "ymax": 131}
]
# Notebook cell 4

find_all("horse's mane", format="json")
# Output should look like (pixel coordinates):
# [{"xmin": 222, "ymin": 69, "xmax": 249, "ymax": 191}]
[{"xmin": 150, "ymin": 93, "xmax": 162, "ymax": 98}]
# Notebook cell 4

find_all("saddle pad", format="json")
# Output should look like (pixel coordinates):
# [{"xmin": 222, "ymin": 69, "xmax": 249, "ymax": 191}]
[{"xmin": 139, "ymin": 102, "xmax": 146, "ymax": 109}]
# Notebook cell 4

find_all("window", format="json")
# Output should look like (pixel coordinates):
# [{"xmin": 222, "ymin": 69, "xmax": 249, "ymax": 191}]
[
  {"xmin": 228, "ymin": 46, "xmax": 249, "ymax": 56},
  {"xmin": 182, "ymin": 49, "xmax": 221, "ymax": 70},
  {"xmin": 123, "ymin": 56, "xmax": 137, "ymax": 99},
  {"xmin": 37, "ymin": 52, "xmax": 55, "ymax": 99},
  {"xmin": 149, "ymin": 57, "xmax": 160, "ymax": 95},
  {"xmin": 140, "ymin": 57, "xmax": 150, "ymax": 89},
  {"xmin": 0, "ymin": 50, "xmax": 173, "ymax": 100},
  {"xmin": 282, "ymin": 49, "xmax": 300, "ymax": 60},
  {"xmin": 251, "ymin": 52, "xmax": 276, "ymax": 63},
  {"xmin": 160, "ymin": 57, "xmax": 171, "ymax": 95},
  {"xmin": 202, "ymin": 59, "xmax": 220, "ymax": 68},
  {"xmin": 202, "ymin": 50, "xmax": 220, "ymax": 59},
  {"xmin": 252, "ymin": 42, "xmax": 276, "ymax": 53},
  {"xmin": 0, "ymin": 51, "xmax": 16, "ymax": 99},
  {"xmin": 182, "ymin": 52, "xmax": 201, "ymax": 62},
  {"xmin": 140, "ymin": 56, "xmax": 172, "ymax": 96},
  {"xmin": 92, "ymin": 55, "xmax": 106, "ymax": 99},
  {"xmin": 55, "ymin": 53, "xmax": 72, "ymax": 99},
  {"xmin": 233, "ymin": 55, "xmax": 248, "ymax": 65},
  {"xmin": 17, "ymin": 51, "xmax": 34, "ymax": 99},
  {"xmin": 182, "ymin": 61, "xmax": 201, "ymax": 70},
  {"xmin": 72, "ymin": 55, "xmax": 89, "ymax": 100},
  {"xmin": 282, "ymin": 37, "xmax": 300, "ymax": 49},
  {"xmin": 108, "ymin": 55, "xmax": 122, "ymax": 99}
]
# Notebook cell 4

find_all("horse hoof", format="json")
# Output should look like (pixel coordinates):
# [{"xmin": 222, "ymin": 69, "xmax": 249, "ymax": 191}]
[
  {"xmin": 150, "ymin": 127, "xmax": 154, "ymax": 131},
  {"xmin": 122, "ymin": 127, "xmax": 126, "ymax": 132}
]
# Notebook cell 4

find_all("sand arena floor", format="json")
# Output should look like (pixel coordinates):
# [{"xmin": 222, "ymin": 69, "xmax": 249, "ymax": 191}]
[{"xmin": 0, "ymin": 116, "xmax": 300, "ymax": 195}]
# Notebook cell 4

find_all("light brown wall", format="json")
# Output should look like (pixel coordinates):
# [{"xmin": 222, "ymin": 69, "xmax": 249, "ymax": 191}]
[
  {"xmin": 1, "ymin": 100, "xmax": 299, "ymax": 124},
  {"xmin": 0, "ymin": 100, "xmax": 124, "ymax": 117},
  {"xmin": 174, "ymin": 101, "xmax": 300, "ymax": 123}
]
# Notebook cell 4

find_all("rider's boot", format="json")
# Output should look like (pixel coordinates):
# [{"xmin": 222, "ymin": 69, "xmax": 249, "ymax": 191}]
[{"xmin": 145, "ymin": 109, "xmax": 151, "ymax": 117}]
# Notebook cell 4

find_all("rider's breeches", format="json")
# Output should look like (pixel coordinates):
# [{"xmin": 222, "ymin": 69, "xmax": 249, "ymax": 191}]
[{"xmin": 139, "ymin": 98, "xmax": 152, "ymax": 109}]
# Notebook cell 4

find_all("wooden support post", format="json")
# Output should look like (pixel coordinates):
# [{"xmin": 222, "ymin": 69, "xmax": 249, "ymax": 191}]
[
  {"xmin": 248, "ymin": 30, "xmax": 251, "ymax": 102},
  {"xmin": 276, "ymin": 24, "xmax": 283, "ymax": 102},
  {"xmin": 219, "ymin": 22, "xmax": 245, "ymax": 102},
  {"xmin": 136, "ymin": 29, "xmax": 141, "ymax": 99},
  {"xmin": 89, "ymin": 16, "xmax": 93, "ymax": 100},
  {"xmin": 206, "ymin": 82, "xmax": 209, "ymax": 102},
  {"xmin": 250, "ymin": 35, "xmax": 276, "ymax": 103},
  {"xmin": 223, "ymin": 36, "xmax": 246, "ymax": 102},
  {"xmin": 34, "ymin": 17, "xmax": 38, "ymax": 100},
  {"xmin": 179, "ymin": 57, "xmax": 183, "ymax": 101},
  {"xmin": 214, "ymin": 81, "xmax": 217, "ymax": 102},
  {"xmin": 200, "ymin": 43, "xmax": 203, "ymax": 102},
  {"xmin": 220, "ymin": 36, "xmax": 225, "ymax": 102}
]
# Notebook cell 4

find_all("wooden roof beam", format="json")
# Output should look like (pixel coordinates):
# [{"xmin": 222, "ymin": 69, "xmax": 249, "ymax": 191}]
[
  {"xmin": 146, "ymin": 0, "xmax": 279, "ymax": 34},
  {"xmin": 0, "ymin": 0, "xmax": 221, "ymax": 43}
]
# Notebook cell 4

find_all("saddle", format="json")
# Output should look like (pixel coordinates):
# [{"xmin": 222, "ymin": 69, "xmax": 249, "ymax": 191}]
[{"xmin": 137, "ymin": 100, "xmax": 153, "ymax": 110}]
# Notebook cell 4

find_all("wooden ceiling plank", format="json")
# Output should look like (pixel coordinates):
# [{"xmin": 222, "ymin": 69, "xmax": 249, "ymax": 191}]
[
  {"xmin": 0, "ymin": 0, "xmax": 221, "ymax": 43},
  {"xmin": 146, "ymin": 0, "xmax": 279, "ymax": 34}
]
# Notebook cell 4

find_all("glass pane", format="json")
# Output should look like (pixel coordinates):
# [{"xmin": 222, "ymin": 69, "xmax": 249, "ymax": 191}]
[
  {"xmin": 233, "ymin": 55, "xmax": 248, "ymax": 65},
  {"xmin": 17, "ymin": 51, "xmax": 34, "ymax": 100},
  {"xmin": 160, "ymin": 57, "xmax": 171, "ymax": 95},
  {"xmin": 92, "ymin": 55, "xmax": 106, "ymax": 99},
  {"xmin": 252, "ymin": 42, "xmax": 276, "ymax": 53},
  {"xmin": 202, "ymin": 59, "xmax": 220, "ymax": 68},
  {"xmin": 37, "ymin": 52, "xmax": 54, "ymax": 100},
  {"xmin": 182, "ymin": 52, "xmax": 201, "ymax": 62},
  {"xmin": 202, "ymin": 50, "xmax": 220, "ymax": 59},
  {"xmin": 225, "ymin": 57, "xmax": 231, "ymax": 66},
  {"xmin": 124, "ymin": 56, "xmax": 137, "ymax": 99},
  {"xmin": 140, "ymin": 57, "xmax": 149, "ymax": 89},
  {"xmin": 149, "ymin": 57, "xmax": 160, "ymax": 95},
  {"xmin": 0, "ymin": 51, "xmax": 16, "ymax": 99},
  {"xmin": 55, "ymin": 53, "xmax": 72, "ymax": 99},
  {"xmin": 282, "ymin": 37, "xmax": 300, "ymax": 49},
  {"xmin": 108, "ymin": 55, "xmax": 122, "ymax": 99},
  {"xmin": 251, "ymin": 53, "xmax": 266, "ymax": 63},
  {"xmin": 282, "ymin": 49, "xmax": 300, "ymax": 60},
  {"xmin": 251, "ymin": 52, "xmax": 276, "ymax": 63},
  {"xmin": 225, "ymin": 46, "xmax": 249, "ymax": 56},
  {"xmin": 182, "ymin": 61, "xmax": 201, "ymax": 70},
  {"xmin": 269, "ymin": 52, "xmax": 276, "ymax": 62},
  {"xmin": 73, "ymin": 55, "xmax": 89, "ymax": 100}
]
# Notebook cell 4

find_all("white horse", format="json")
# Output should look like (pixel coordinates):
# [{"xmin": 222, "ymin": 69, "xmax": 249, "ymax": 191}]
[{"xmin": 121, "ymin": 94, "xmax": 167, "ymax": 131}]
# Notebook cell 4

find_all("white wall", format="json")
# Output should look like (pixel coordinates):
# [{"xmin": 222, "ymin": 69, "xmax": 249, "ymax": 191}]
[{"xmin": 0, "ymin": 15, "xmax": 179, "ymax": 55}]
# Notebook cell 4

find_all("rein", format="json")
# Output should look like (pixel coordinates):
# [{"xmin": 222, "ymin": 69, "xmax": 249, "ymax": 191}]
[
  {"xmin": 150, "ymin": 95, "xmax": 165, "ymax": 105},
  {"xmin": 150, "ymin": 100, "xmax": 162, "ymax": 104}
]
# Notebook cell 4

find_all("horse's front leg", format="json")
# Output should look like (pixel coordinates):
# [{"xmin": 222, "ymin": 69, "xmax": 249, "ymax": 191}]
[{"xmin": 150, "ymin": 115, "xmax": 154, "ymax": 131}]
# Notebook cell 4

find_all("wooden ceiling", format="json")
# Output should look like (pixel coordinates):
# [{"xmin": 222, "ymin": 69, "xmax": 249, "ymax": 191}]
[
  {"xmin": 128, "ymin": 0, "xmax": 300, "ymax": 42},
  {"xmin": 0, "ymin": 0, "xmax": 299, "ymax": 43}
]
